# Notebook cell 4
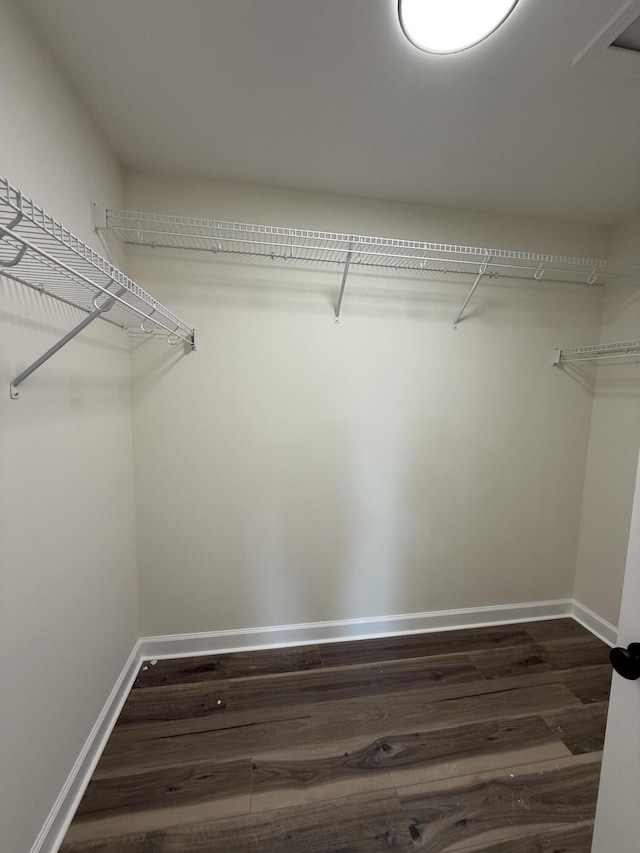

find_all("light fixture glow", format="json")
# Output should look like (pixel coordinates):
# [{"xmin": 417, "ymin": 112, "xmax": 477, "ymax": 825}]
[{"xmin": 399, "ymin": 0, "xmax": 519, "ymax": 54}]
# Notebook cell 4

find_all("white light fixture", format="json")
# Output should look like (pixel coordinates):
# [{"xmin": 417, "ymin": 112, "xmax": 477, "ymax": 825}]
[{"xmin": 398, "ymin": 0, "xmax": 519, "ymax": 54}]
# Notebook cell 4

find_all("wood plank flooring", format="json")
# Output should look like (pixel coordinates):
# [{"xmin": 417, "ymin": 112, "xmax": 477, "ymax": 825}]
[{"xmin": 61, "ymin": 619, "xmax": 612, "ymax": 852}]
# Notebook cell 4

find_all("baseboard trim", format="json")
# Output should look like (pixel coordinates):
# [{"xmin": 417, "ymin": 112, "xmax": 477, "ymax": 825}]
[
  {"xmin": 572, "ymin": 600, "xmax": 618, "ymax": 647},
  {"xmin": 139, "ymin": 599, "xmax": 575, "ymax": 660},
  {"xmin": 33, "ymin": 596, "xmax": 617, "ymax": 852},
  {"xmin": 30, "ymin": 640, "xmax": 143, "ymax": 853}
]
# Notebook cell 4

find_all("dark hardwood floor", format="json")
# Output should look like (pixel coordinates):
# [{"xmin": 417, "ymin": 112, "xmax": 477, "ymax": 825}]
[{"xmin": 61, "ymin": 619, "xmax": 611, "ymax": 852}]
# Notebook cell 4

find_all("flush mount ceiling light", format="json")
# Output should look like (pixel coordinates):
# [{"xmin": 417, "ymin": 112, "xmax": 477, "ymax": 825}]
[{"xmin": 398, "ymin": 0, "xmax": 519, "ymax": 54}]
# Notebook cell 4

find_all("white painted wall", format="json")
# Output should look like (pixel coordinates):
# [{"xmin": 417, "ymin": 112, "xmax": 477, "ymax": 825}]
[
  {"xmin": 573, "ymin": 216, "xmax": 640, "ymax": 627},
  {"xmin": 0, "ymin": 3, "xmax": 137, "ymax": 851},
  {"xmin": 125, "ymin": 171, "xmax": 606, "ymax": 637}
]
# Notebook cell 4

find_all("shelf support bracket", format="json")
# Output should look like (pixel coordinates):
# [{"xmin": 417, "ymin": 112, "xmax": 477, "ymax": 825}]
[
  {"xmin": 91, "ymin": 202, "xmax": 107, "ymax": 232},
  {"xmin": 334, "ymin": 244, "xmax": 354, "ymax": 323},
  {"xmin": 0, "ymin": 211, "xmax": 27, "ymax": 267},
  {"xmin": 10, "ymin": 285, "xmax": 124, "ymax": 400},
  {"xmin": 453, "ymin": 255, "xmax": 491, "ymax": 329}
]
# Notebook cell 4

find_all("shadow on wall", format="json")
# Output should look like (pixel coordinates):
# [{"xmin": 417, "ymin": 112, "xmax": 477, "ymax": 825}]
[
  {"xmin": 600, "ymin": 282, "xmax": 640, "ymax": 326},
  {"xmin": 128, "ymin": 247, "xmax": 605, "ymax": 633},
  {"xmin": 238, "ymin": 413, "xmax": 350, "ymax": 628},
  {"xmin": 126, "ymin": 247, "xmax": 602, "ymax": 328},
  {"xmin": 129, "ymin": 333, "xmax": 190, "ymax": 402},
  {"xmin": 0, "ymin": 276, "xmax": 129, "ymax": 352},
  {"xmin": 558, "ymin": 360, "xmax": 640, "ymax": 399},
  {"xmin": 554, "ymin": 362, "xmax": 598, "ymax": 395},
  {"xmin": 236, "ymin": 367, "xmax": 426, "ymax": 628}
]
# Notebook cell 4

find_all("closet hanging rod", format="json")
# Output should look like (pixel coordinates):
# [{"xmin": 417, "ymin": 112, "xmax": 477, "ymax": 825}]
[{"xmin": 553, "ymin": 340, "xmax": 640, "ymax": 365}]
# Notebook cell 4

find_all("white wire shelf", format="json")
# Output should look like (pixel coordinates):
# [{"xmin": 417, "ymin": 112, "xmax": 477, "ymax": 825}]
[
  {"xmin": 104, "ymin": 208, "xmax": 640, "ymax": 288},
  {"xmin": 553, "ymin": 340, "xmax": 640, "ymax": 365},
  {"xmin": 0, "ymin": 178, "xmax": 195, "ymax": 346}
]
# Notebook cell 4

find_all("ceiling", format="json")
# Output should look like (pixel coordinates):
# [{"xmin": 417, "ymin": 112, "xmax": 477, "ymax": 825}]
[{"xmin": 18, "ymin": 0, "xmax": 640, "ymax": 225}]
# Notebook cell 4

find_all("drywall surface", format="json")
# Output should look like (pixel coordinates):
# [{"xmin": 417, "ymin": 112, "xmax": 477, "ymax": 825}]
[
  {"xmin": 126, "ymin": 171, "xmax": 605, "ymax": 636},
  {"xmin": 573, "ymin": 216, "xmax": 640, "ymax": 627},
  {"xmin": 0, "ymin": 3, "xmax": 137, "ymax": 851}
]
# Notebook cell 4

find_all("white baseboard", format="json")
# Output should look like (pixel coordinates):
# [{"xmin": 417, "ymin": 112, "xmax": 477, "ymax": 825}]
[
  {"xmin": 572, "ymin": 599, "xmax": 618, "ymax": 647},
  {"xmin": 30, "ymin": 640, "xmax": 143, "ymax": 853},
  {"xmin": 33, "ymin": 596, "xmax": 617, "ymax": 853},
  {"xmin": 139, "ymin": 599, "xmax": 575, "ymax": 660}
]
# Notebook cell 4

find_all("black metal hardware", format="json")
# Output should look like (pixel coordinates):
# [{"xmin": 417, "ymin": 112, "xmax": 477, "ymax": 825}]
[{"xmin": 610, "ymin": 643, "xmax": 640, "ymax": 681}]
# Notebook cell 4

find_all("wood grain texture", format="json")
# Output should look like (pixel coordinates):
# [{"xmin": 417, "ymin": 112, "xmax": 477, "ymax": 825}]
[
  {"xmin": 319, "ymin": 625, "xmax": 533, "ymax": 668},
  {"xmin": 61, "ymin": 618, "xmax": 610, "ymax": 853},
  {"xmin": 445, "ymin": 822, "xmax": 595, "ymax": 853},
  {"xmin": 96, "ymin": 682, "xmax": 580, "ymax": 780},
  {"xmin": 249, "ymin": 716, "xmax": 571, "ymax": 811},
  {"xmin": 537, "ymin": 635, "xmax": 611, "ymax": 670},
  {"xmin": 559, "ymin": 665, "xmax": 611, "ymax": 705},
  {"xmin": 76, "ymin": 760, "xmax": 250, "ymax": 818},
  {"xmin": 64, "ymin": 759, "xmax": 251, "ymax": 843},
  {"xmin": 523, "ymin": 618, "xmax": 592, "ymax": 643},
  {"xmin": 117, "ymin": 681, "xmax": 228, "ymax": 725},
  {"xmin": 61, "ymin": 789, "xmax": 416, "ymax": 852},
  {"xmin": 543, "ymin": 702, "xmax": 609, "ymax": 755},
  {"xmin": 398, "ymin": 752, "xmax": 601, "ymax": 852},
  {"xmin": 134, "ymin": 645, "xmax": 322, "ymax": 689},
  {"xmin": 469, "ymin": 643, "xmax": 555, "ymax": 680},
  {"xmin": 469, "ymin": 634, "xmax": 610, "ymax": 681},
  {"xmin": 106, "ymin": 668, "xmax": 571, "ymax": 745},
  {"xmin": 226, "ymin": 653, "xmax": 481, "ymax": 710}
]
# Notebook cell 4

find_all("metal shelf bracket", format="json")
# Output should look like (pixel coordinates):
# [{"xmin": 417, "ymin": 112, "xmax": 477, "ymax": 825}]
[
  {"xmin": 91, "ymin": 201, "xmax": 106, "ymax": 232},
  {"xmin": 10, "ymin": 285, "xmax": 124, "ymax": 399},
  {"xmin": 453, "ymin": 255, "xmax": 491, "ymax": 329},
  {"xmin": 334, "ymin": 244, "xmax": 354, "ymax": 323}
]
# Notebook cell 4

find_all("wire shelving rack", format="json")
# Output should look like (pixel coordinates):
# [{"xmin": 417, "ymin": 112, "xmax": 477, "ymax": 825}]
[
  {"xmin": 103, "ymin": 208, "xmax": 639, "ymax": 287},
  {"xmin": 102, "ymin": 207, "xmax": 640, "ymax": 329},
  {"xmin": 553, "ymin": 340, "xmax": 640, "ymax": 365},
  {"xmin": 100, "ymin": 205, "xmax": 640, "ymax": 362},
  {"xmin": 0, "ymin": 178, "xmax": 196, "ymax": 398}
]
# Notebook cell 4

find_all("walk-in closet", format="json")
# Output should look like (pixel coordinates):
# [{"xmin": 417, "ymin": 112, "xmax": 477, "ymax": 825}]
[{"xmin": 2, "ymin": 2, "xmax": 640, "ymax": 851}]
